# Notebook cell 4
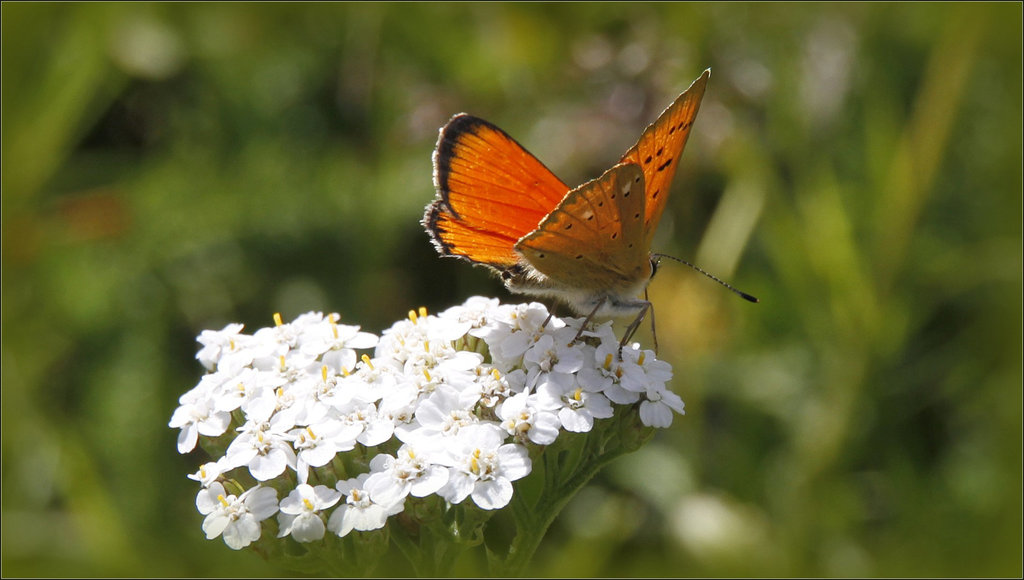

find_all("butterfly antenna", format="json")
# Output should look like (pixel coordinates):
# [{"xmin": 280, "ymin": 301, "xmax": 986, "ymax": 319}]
[{"xmin": 653, "ymin": 253, "xmax": 759, "ymax": 303}]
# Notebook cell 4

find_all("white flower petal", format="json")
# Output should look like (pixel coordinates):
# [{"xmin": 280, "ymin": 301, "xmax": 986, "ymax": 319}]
[{"xmin": 471, "ymin": 478, "xmax": 513, "ymax": 510}]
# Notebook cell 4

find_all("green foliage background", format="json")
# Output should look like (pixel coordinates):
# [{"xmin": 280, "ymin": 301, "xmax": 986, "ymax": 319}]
[{"xmin": 2, "ymin": 2, "xmax": 1021, "ymax": 577}]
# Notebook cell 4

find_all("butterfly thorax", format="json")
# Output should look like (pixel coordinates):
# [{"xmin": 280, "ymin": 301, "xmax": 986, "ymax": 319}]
[{"xmin": 500, "ymin": 256, "xmax": 655, "ymax": 318}]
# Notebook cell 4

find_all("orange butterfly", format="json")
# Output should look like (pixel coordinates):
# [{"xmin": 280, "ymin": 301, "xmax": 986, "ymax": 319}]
[{"xmin": 423, "ymin": 69, "xmax": 753, "ymax": 351}]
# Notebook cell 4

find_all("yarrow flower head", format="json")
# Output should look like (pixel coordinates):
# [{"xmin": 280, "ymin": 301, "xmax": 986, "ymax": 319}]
[
  {"xmin": 196, "ymin": 482, "xmax": 279, "ymax": 550},
  {"xmin": 171, "ymin": 297, "xmax": 683, "ymax": 573},
  {"xmin": 277, "ymin": 483, "xmax": 341, "ymax": 543}
]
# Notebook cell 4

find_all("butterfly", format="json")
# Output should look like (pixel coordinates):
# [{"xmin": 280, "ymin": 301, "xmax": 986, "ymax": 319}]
[{"xmin": 422, "ymin": 69, "xmax": 753, "ymax": 352}]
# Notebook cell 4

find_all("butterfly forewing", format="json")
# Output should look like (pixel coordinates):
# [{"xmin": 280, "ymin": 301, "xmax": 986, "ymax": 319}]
[
  {"xmin": 426, "ymin": 114, "xmax": 570, "ymax": 268},
  {"xmin": 620, "ymin": 68, "xmax": 710, "ymax": 248},
  {"xmin": 516, "ymin": 163, "xmax": 649, "ymax": 290}
]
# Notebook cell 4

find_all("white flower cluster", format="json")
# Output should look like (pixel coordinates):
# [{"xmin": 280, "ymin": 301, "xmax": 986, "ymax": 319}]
[{"xmin": 170, "ymin": 296, "xmax": 683, "ymax": 550}]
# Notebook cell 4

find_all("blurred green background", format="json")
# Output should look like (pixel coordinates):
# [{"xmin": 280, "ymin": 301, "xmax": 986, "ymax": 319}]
[{"xmin": 2, "ymin": 2, "xmax": 1021, "ymax": 577}]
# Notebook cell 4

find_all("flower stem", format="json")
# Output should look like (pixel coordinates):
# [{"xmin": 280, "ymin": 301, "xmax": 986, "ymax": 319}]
[{"xmin": 490, "ymin": 405, "xmax": 654, "ymax": 576}]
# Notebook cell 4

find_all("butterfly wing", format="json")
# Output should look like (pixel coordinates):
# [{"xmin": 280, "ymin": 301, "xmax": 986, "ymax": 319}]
[
  {"xmin": 515, "ymin": 163, "xmax": 650, "ymax": 293},
  {"xmin": 620, "ymin": 68, "xmax": 710, "ymax": 249},
  {"xmin": 424, "ymin": 114, "xmax": 569, "ymax": 269}
]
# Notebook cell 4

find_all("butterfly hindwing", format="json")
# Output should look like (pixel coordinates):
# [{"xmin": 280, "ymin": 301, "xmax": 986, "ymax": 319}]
[
  {"xmin": 425, "ymin": 114, "xmax": 569, "ymax": 269},
  {"xmin": 620, "ymin": 68, "xmax": 710, "ymax": 248},
  {"xmin": 515, "ymin": 163, "xmax": 649, "ymax": 291}
]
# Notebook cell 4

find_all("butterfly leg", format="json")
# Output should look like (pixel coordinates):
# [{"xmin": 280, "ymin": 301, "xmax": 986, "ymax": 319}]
[
  {"xmin": 645, "ymin": 288, "xmax": 659, "ymax": 355},
  {"xmin": 539, "ymin": 300, "xmax": 568, "ymax": 333},
  {"xmin": 569, "ymin": 298, "xmax": 608, "ymax": 347},
  {"xmin": 541, "ymin": 310, "xmax": 555, "ymax": 330},
  {"xmin": 618, "ymin": 299, "xmax": 653, "ymax": 359}
]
